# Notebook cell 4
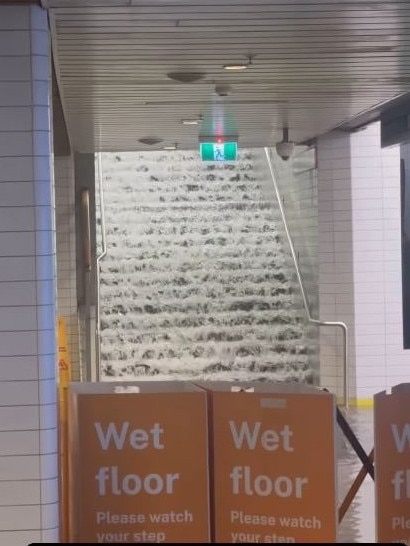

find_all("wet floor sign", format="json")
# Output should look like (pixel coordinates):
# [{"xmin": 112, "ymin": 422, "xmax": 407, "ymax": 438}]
[
  {"xmin": 375, "ymin": 384, "xmax": 410, "ymax": 546},
  {"xmin": 196, "ymin": 382, "xmax": 337, "ymax": 543},
  {"xmin": 67, "ymin": 382, "xmax": 210, "ymax": 543}
]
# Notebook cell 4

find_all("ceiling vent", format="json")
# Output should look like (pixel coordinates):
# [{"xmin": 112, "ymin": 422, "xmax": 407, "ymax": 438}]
[{"xmin": 167, "ymin": 72, "xmax": 205, "ymax": 84}]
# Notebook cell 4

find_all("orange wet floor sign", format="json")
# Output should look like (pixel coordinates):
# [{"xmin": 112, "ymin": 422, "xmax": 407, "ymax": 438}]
[
  {"xmin": 374, "ymin": 384, "xmax": 410, "ymax": 545},
  {"xmin": 196, "ymin": 382, "xmax": 337, "ymax": 544},
  {"xmin": 68, "ymin": 382, "xmax": 210, "ymax": 543}
]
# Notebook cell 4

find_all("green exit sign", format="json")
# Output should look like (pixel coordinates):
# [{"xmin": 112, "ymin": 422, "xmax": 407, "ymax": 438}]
[{"xmin": 200, "ymin": 141, "xmax": 238, "ymax": 162}]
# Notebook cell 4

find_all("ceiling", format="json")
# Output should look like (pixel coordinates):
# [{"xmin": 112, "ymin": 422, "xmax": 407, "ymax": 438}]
[{"xmin": 44, "ymin": 0, "xmax": 410, "ymax": 152}]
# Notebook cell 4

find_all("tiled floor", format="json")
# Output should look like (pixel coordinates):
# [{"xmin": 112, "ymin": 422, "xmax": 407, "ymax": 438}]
[{"xmin": 337, "ymin": 408, "xmax": 375, "ymax": 543}]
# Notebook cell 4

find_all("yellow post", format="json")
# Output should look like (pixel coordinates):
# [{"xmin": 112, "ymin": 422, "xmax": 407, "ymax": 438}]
[{"xmin": 58, "ymin": 317, "xmax": 72, "ymax": 543}]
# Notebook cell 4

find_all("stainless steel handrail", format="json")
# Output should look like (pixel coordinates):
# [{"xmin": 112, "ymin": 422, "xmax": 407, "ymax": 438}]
[
  {"xmin": 264, "ymin": 147, "xmax": 349, "ymax": 408},
  {"xmin": 95, "ymin": 152, "xmax": 107, "ymax": 382}
]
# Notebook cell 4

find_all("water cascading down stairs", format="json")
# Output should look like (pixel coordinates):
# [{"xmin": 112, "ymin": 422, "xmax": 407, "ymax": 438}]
[{"xmin": 98, "ymin": 149, "xmax": 314, "ymax": 383}]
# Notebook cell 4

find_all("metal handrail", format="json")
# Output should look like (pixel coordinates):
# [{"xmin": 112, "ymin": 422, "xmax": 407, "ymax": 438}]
[
  {"xmin": 264, "ymin": 147, "xmax": 349, "ymax": 408},
  {"xmin": 95, "ymin": 152, "xmax": 107, "ymax": 382}
]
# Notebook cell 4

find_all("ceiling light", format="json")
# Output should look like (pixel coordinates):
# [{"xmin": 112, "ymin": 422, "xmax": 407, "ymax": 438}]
[
  {"xmin": 181, "ymin": 118, "xmax": 202, "ymax": 126},
  {"xmin": 138, "ymin": 137, "xmax": 163, "ymax": 146},
  {"xmin": 223, "ymin": 55, "xmax": 253, "ymax": 71},
  {"xmin": 223, "ymin": 63, "xmax": 248, "ymax": 71},
  {"xmin": 167, "ymin": 72, "xmax": 205, "ymax": 83},
  {"xmin": 163, "ymin": 144, "xmax": 177, "ymax": 151}
]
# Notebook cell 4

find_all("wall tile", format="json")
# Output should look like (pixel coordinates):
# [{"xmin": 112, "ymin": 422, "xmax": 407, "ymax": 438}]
[
  {"xmin": 41, "ymin": 502, "xmax": 59, "ymax": 530},
  {"xmin": 0, "ymin": 305, "xmax": 37, "ymax": 331},
  {"xmin": 0, "ymin": 454, "xmax": 40, "ymax": 481},
  {"xmin": 30, "ymin": 4, "xmax": 48, "ymax": 31},
  {"xmin": 0, "ymin": 132, "xmax": 32, "ymax": 156},
  {"xmin": 0, "ymin": 207, "xmax": 35, "ymax": 232},
  {"xmin": 0, "ymin": 56, "xmax": 31, "ymax": 85},
  {"xmin": 41, "ymin": 528, "xmax": 59, "ymax": 542},
  {"xmin": 39, "ymin": 379, "xmax": 57, "ymax": 405},
  {"xmin": 0, "ymin": 356, "xmax": 38, "ymax": 381},
  {"xmin": 36, "ymin": 255, "xmax": 55, "ymax": 281},
  {"xmin": 38, "ymin": 354, "xmax": 56, "ymax": 381},
  {"xmin": 33, "ymin": 131, "xmax": 50, "ymax": 156},
  {"xmin": 37, "ymin": 330, "xmax": 56, "ymax": 357},
  {"xmin": 0, "ymin": 157, "xmax": 33, "ymax": 182},
  {"xmin": 355, "ymin": 344, "xmax": 387, "ymax": 357},
  {"xmin": 0, "ymin": 231, "xmax": 35, "ymax": 257},
  {"xmin": 0, "ymin": 430, "xmax": 39, "ymax": 456},
  {"xmin": 0, "ymin": 406, "xmax": 39, "ymax": 431},
  {"xmin": 0, "ymin": 182, "xmax": 34, "ymax": 207},
  {"xmin": 34, "ymin": 156, "xmax": 51, "ymax": 182},
  {"xmin": 32, "ymin": 106, "xmax": 50, "ymax": 132},
  {"xmin": 0, "ymin": 257, "xmax": 36, "ymax": 282},
  {"xmin": 0, "ymin": 107, "xmax": 32, "ymax": 131},
  {"xmin": 0, "ymin": 82, "xmax": 31, "ymax": 107},
  {"xmin": 0, "ymin": 481, "xmax": 40, "ymax": 507},
  {"xmin": 0, "ymin": 531, "xmax": 41, "ymax": 546},
  {"xmin": 354, "ymin": 375, "xmax": 387, "ymax": 388},
  {"xmin": 40, "ymin": 478, "xmax": 58, "ymax": 504},
  {"xmin": 0, "ymin": 282, "xmax": 36, "ymax": 307},
  {"xmin": 36, "ymin": 305, "xmax": 56, "ymax": 332},
  {"xmin": 0, "ymin": 331, "xmax": 37, "ymax": 357},
  {"xmin": 32, "ymin": 55, "xmax": 50, "ymax": 83},
  {"xmin": 0, "ymin": 32, "xmax": 30, "ymax": 55},
  {"xmin": 31, "ymin": 31, "xmax": 49, "ymax": 58},
  {"xmin": 34, "ymin": 180, "xmax": 53, "ymax": 206},
  {"xmin": 39, "ymin": 427, "xmax": 57, "ymax": 455},
  {"xmin": 35, "ymin": 205, "xmax": 54, "ymax": 231},
  {"xmin": 386, "ymin": 365, "xmax": 410, "ymax": 376},
  {"xmin": 0, "ymin": 380, "xmax": 39, "ymax": 406},
  {"xmin": 35, "ymin": 230, "xmax": 55, "ymax": 256},
  {"xmin": 40, "ymin": 453, "xmax": 58, "ymax": 480},
  {"xmin": 0, "ymin": 506, "xmax": 41, "ymax": 531},
  {"xmin": 39, "ymin": 404, "xmax": 57, "ymax": 430}
]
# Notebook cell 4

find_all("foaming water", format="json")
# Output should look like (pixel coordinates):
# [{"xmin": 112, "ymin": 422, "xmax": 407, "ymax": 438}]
[
  {"xmin": 337, "ymin": 408, "xmax": 374, "ymax": 543},
  {"xmin": 99, "ymin": 150, "xmax": 315, "ymax": 382}
]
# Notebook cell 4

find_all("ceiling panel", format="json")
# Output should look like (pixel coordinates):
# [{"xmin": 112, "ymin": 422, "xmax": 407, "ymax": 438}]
[{"xmin": 47, "ymin": 0, "xmax": 410, "ymax": 152}]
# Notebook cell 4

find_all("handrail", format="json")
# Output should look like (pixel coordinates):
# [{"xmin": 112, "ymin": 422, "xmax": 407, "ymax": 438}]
[
  {"xmin": 264, "ymin": 147, "xmax": 349, "ymax": 408},
  {"xmin": 95, "ymin": 152, "xmax": 107, "ymax": 382}
]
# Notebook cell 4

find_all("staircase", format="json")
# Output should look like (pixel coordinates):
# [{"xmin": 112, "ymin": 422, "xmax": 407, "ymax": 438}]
[{"xmin": 99, "ymin": 148, "xmax": 315, "ymax": 383}]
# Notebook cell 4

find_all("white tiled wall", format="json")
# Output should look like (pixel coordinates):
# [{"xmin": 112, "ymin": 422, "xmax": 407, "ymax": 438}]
[
  {"xmin": 0, "ymin": 6, "xmax": 59, "ymax": 544},
  {"xmin": 55, "ymin": 155, "xmax": 80, "ymax": 381},
  {"xmin": 317, "ymin": 122, "xmax": 407, "ymax": 403}
]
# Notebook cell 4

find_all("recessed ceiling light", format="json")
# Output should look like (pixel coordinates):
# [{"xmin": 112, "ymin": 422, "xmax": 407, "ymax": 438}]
[
  {"xmin": 223, "ymin": 63, "xmax": 248, "ymax": 71},
  {"xmin": 181, "ymin": 118, "xmax": 202, "ymax": 126},
  {"xmin": 167, "ymin": 72, "xmax": 205, "ymax": 83},
  {"xmin": 138, "ymin": 137, "xmax": 163, "ymax": 146},
  {"xmin": 223, "ymin": 55, "xmax": 253, "ymax": 71},
  {"xmin": 163, "ymin": 144, "xmax": 177, "ymax": 151}
]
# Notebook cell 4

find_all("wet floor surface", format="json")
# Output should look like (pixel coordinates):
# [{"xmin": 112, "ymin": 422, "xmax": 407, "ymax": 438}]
[{"xmin": 337, "ymin": 408, "xmax": 374, "ymax": 543}]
